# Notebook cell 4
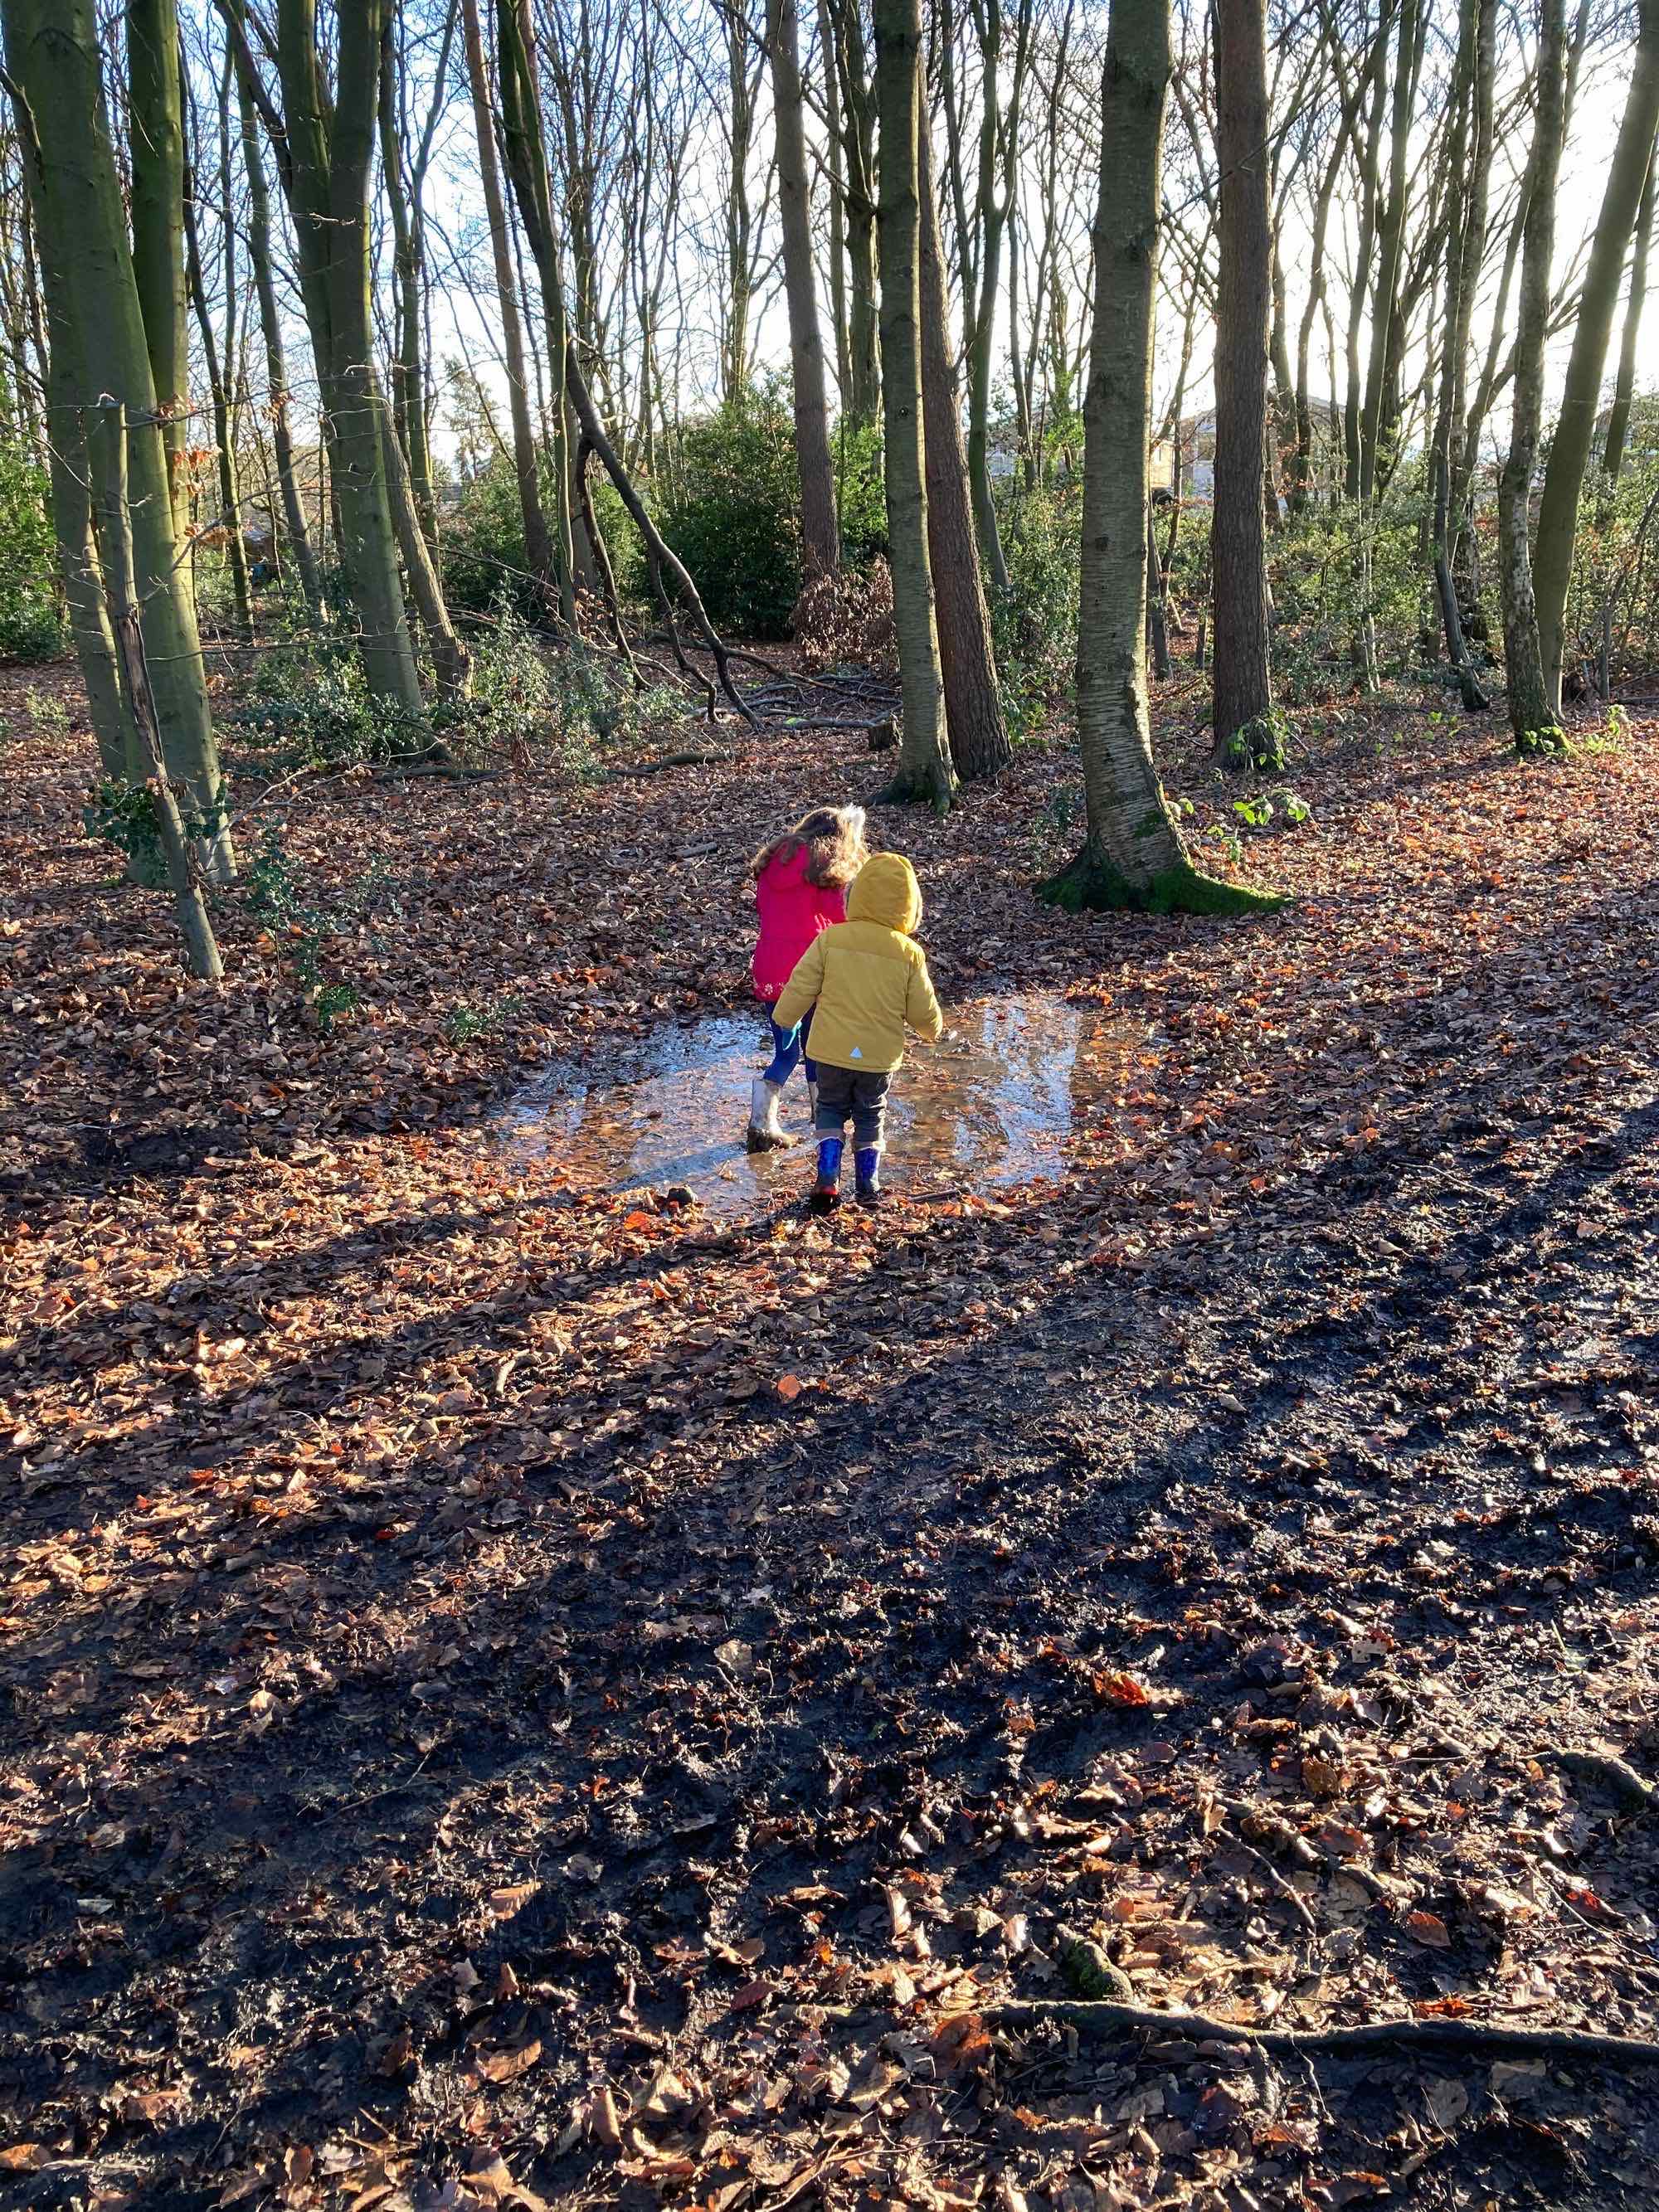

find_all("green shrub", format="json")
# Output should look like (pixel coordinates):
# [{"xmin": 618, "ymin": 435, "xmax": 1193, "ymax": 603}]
[
  {"xmin": 0, "ymin": 445, "xmax": 65, "ymax": 662},
  {"xmin": 656, "ymin": 382, "xmax": 804, "ymax": 638},
  {"xmin": 993, "ymin": 474, "xmax": 1082, "ymax": 715}
]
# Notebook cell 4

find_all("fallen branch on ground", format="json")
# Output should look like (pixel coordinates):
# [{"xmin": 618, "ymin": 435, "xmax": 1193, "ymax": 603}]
[
  {"xmin": 606, "ymin": 750, "xmax": 737, "ymax": 780},
  {"xmin": 984, "ymin": 1998, "xmax": 1659, "ymax": 2064}
]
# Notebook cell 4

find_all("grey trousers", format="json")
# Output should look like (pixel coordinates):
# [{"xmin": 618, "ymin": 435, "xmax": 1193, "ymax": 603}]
[{"xmin": 815, "ymin": 1063, "xmax": 890, "ymax": 1150}]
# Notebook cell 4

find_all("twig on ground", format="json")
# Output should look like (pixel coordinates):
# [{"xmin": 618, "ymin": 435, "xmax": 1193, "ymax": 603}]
[{"xmin": 984, "ymin": 1999, "xmax": 1659, "ymax": 2064}]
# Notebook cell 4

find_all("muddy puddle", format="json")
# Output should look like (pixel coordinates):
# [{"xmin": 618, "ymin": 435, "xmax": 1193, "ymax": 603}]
[{"xmin": 496, "ymin": 992, "xmax": 1137, "ymax": 1218}]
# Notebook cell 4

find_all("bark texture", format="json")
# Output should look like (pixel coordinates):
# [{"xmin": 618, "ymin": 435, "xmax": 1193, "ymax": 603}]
[
  {"xmin": 767, "ymin": 0, "xmax": 839, "ymax": 586},
  {"xmin": 269, "ymin": 0, "xmax": 423, "ymax": 711},
  {"xmin": 918, "ymin": 132, "xmax": 1010, "ymax": 782},
  {"xmin": 1532, "ymin": 0, "xmax": 1659, "ymax": 708},
  {"xmin": 3, "ymin": 0, "xmax": 233, "ymax": 880},
  {"xmin": 1499, "ymin": 0, "xmax": 1568, "ymax": 754},
  {"xmin": 1209, "ymin": 0, "xmax": 1275, "ymax": 765},
  {"xmin": 871, "ymin": 0, "xmax": 955, "ymax": 811},
  {"xmin": 1042, "ymin": 0, "xmax": 1277, "ymax": 916},
  {"xmin": 127, "ymin": 0, "xmax": 190, "ymax": 527}
]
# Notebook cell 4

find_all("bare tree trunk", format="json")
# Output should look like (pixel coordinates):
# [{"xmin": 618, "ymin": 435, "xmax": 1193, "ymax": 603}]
[
  {"xmin": 6, "ymin": 0, "xmax": 234, "ymax": 882},
  {"xmin": 1209, "ymin": 0, "xmax": 1277, "ymax": 767},
  {"xmin": 495, "ymin": 0, "xmax": 580, "ymax": 627},
  {"xmin": 1533, "ymin": 0, "xmax": 1659, "ymax": 711},
  {"xmin": 919, "ymin": 130, "xmax": 1010, "ymax": 780},
  {"xmin": 1604, "ymin": 145, "xmax": 1657, "ymax": 484},
  {"xmin": 1040, "ymin": 0, "xmax": 1275, "ymax": 915},
  {"xmin": 767, "ymin": 0, "xmax": 839, "ymax": 586},
  {"xmin": 89, "ymin": 404, "xmax": 223, "ymax": 979},
  {"xmin": 236, "ymin": 65, "xmax": 322, "ymax": 616},
  {"xmin": 128, "ymin": 0, "xmax": 191, "ymax": 529},
  {"xmin": 871, "ymin": 0, "xmax": 955, "ymax": 810},
  {"xmin": 1499, "ymin": 0, "xmax": 1568, "ymax": 754},
  {"xmin": 1431, "ymin": 0, "xmax": 1491, "ymax": 709},
  {"xmin": 459, "ymin": 0, "xmax": 552, "ymax": 596}
]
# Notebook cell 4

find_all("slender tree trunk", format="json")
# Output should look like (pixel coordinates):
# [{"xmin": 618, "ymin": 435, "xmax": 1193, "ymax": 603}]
[
  {"xmin": 183, "ymin": 61, "xmax": 254, "ymax": 643},
  {"xmin": 826, "ymin": 0, "xmax": 881, "ymax": 428},
  {"xmin": 1431, "ymin": 0, "xmax": 1491, "ymax": 709},
  {"xmin": 1499, "ymin": 0, "xmax": 1568, "ymax": 754},
  {"xmin": 818, "ymin": 0, "xmax": 854, "ymax": 406},
  {"xmin": 871, "ymin": 0, "xmax": 955, "ymax": 810},
  {"xmin": 919, "ymin": 130, "xmax": 1010, "ymax": 780},
  {"xmin": 1210, "ymin": 0, "xmax": 1276, "ymax": 766},
  {"xmin": 90, "ymin": 404, "xmax": 223, "ymax": 979},
  {"xmin": 767, "ymin": 0, "xmax": 839, "ymax": 586},
  {"xmin": 1146, "ymin": 510, "xmax": 1171, "ymax": 678},
  {"xmin": 459, "ymin": 0, "xmax": 552, "ymax": 595},
  {"xmin": 236, "ymin": 67, "xmax": 322, "ymax": 616},
  {"xmin": 4, "ymin": 0, "xmax": 234, "ymax": 882},
  {"xmin": 1603, "ymin": 144, "xmax": 1657, "ymax": 484},
  {"xmin": 1533, "ymin": 0, "xmax": 1659, "ymax": 711},
  {"xmin": 1040, "ymin": 0, "xmax": 1274, "ymax": 916},
  {"xmin": 1360, "ymin": 0, "xmax": 1422, "ymax": 499},
  {"xmin": 374, "ymin": 367, "xmax": 470, "ymax": 697},
  {"xmin": 496, "ymin": 0, "xmax": 578, "ymax": 626},
  {"xmin": 127, "ymin": 0, "xmax": 190, "ymax": 528},
  {"xmin": 261, "ymin": 0, "xmax": 423, "ymax": 712},
  {"xmin": 378, "ymin": 24, "xmax": 438, "ymax": 558}
]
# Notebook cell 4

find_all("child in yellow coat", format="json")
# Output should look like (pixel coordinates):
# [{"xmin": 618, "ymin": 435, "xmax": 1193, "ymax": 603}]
[{"xmin": 771, "ymin": 851, "xmax": 942, "ymax": 1210}]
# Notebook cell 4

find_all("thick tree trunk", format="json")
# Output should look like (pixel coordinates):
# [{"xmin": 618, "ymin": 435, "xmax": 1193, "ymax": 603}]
[
  {"xmin": 1603, "ymin": 147, "xmax": 1657, "ymax": 484},
  {"xmin": 19, "ymin": 143, "xmax": 141, "ymax": 781},
  {"xmin": 918, "ymin": 132, "xmax": 1010, "ymax": 781},
  {"xmin": 1532, "ymin": 0, "xmax": 1659, "ymax": 711},
  {"xmin": 1209, "ymin": 0, "xmax": 1276, "ymax": 766},
  {"xmin": 236, "ymin": 68, "xmax": 322, "ymax": 617},
  {"xmin": 459, "ymin": 0, "xmax": 552, "ymax": 596},
  {"xmin": 767, "ymin": 0, "xmax": 839, "ymax": 587},
  {"xmin": 1499, "ymin": 0, "xmax": 1568, "ymax": 754},
  {"xmin": 1040, "ymin": 0, "xmax": 1276, "ymax": 916},
  {"xmin": 871, "ymin": 0, "xmax": 955, "ymax": 811},
  {"xmin": 4, "ymin": 0, "xmax": 234, "ymax": 882},
  {"xmin": 127, "ymin": 0, "xmax": 191, "ymax": 529}
]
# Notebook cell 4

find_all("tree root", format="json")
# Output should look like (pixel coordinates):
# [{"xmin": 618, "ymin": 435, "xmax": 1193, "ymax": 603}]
[
  {"xmin": 985, "ymin": 1998, "xmax": 1659, "ymax": 2066},
  {"xmin": 1543, "ymin": 1748, "xmax": 1659, "ymax": 1811},
  {"xmin": 1039, "ymin": 848, "xmax": 1286, "ymax": 917}
]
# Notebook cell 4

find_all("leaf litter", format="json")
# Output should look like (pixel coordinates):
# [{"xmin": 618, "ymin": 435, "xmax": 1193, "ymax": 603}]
[{"xmin": 2, "ymin": 664, "xmax": 1659, "ymax": 2208}]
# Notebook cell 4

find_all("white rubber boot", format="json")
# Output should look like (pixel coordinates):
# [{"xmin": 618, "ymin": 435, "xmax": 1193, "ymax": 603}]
[{"xmin": 747, "ymin": 1075, "xmax": 793, "ymax": 1152}]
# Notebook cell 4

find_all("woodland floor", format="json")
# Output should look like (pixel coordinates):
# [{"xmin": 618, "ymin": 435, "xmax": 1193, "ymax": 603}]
[{"xmin": 2, "ymin": 652, "xmax": 1659, "ymax": 2212}]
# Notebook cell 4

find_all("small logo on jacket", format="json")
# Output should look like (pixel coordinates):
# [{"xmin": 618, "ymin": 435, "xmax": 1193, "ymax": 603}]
[{"xmin": 850, "ymin": 1046, "xmax": 863, "ymax": 1058}]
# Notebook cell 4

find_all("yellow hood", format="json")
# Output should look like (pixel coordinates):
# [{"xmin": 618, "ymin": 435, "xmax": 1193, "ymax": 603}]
[{"xmin": 846, "ymin": 852, "xmax": 922, "ymax": 936}]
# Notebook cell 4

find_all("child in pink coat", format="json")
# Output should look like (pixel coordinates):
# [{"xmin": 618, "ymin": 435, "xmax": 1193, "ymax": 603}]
[{"xmin": 747, "ymin": 805, "xmax": 868, "ymax": 1149}]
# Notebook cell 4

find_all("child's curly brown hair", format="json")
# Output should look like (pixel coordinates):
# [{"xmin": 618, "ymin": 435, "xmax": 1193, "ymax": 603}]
[{"xmin": 750, "ymin": 805, "xmax": 869, "ymax": 891}]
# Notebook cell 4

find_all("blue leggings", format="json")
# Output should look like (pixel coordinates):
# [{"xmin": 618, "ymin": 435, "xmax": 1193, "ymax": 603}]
[{"xmin": 762, "ymin": 1009, "xmax": 816, "ymax": 1087}]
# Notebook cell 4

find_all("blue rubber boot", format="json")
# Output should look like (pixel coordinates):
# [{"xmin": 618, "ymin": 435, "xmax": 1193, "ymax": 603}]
[
  {"xmin": 854, "ymin": 1146, "xmax": 884, "ymax": 1204},
  {"xmin": 810, "ymin": 1137, "xmax": 843, "ymax": 1214}
]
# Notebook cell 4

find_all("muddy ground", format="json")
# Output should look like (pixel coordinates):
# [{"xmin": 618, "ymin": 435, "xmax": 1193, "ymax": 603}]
[{"xmin": 2, "ymin": 660, "xmax": 1658, "ymax": 2211}]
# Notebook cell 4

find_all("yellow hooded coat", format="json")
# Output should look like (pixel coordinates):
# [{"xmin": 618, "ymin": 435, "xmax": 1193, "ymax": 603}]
[{"xmin": 772, "ymin": 853, "xmax": 942, "ymax": 1074}]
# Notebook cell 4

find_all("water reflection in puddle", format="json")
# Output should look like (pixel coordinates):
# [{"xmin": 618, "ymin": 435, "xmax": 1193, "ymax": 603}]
[{"xmin": 498, "ymin": 993, "xmax": 1136, "ymax": 1217}]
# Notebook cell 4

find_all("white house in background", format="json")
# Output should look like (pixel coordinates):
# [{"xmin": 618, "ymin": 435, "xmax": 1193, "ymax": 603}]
[
  {"xmin": 1175, "ymin": 400, "xmax": 1344, "ymax": 504},
  {"xmin": 983, "ymin": 419, "xmax": 1175, "ymax": 489}
]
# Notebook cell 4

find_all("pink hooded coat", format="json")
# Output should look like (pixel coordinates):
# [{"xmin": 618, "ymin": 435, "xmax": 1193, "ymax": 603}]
[{"xmin": 752, "ymin": 845, "xmax": 848, "ymax": 1003}]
